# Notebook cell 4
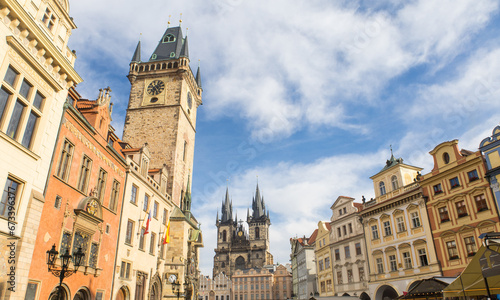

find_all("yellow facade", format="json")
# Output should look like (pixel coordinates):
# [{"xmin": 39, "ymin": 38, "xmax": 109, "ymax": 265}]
[
  {"xmin": 361, "ymin": 155, "xmax": 441, "ymax": 299},
  {"xmin": 314, "ymin": 221, "xmax": 334, "ymax": 297}
]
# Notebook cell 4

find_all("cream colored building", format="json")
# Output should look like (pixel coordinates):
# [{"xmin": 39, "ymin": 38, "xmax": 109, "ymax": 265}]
[
  {"xmin": 360, "ymin": 154, "xmax": 441, "ymax": 300},
  {"xmin": 329, "ymin": 196, "xmax": 368, "ymax": 299},
  {"xmin": 0, "ymin": 0, "xmax": 81, "ymax": 298},
  {"xmin": 232, "ymin": 265, "xmax": 292, "ymax": 300},
  {"xmin": 113, "ymin": 145, "xmax": 175, "ymax": 300},
  {"xmin": 314, "ymin": 221, "xmax": 333, "ymax": 297},
  {"xmin": 290, "ymin": 230, "xmax": 317, "ymax": 300},
  {"xmin": 198, "ymin": 273, "xmax": 232, "ymax": 300}
]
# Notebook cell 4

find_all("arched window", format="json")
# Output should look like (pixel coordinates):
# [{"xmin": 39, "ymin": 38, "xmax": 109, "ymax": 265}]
[
  {"xmin": 379, "ymin": 181, "xmax": 386, "ymax": 195},
  {"xmin": 162, "ymin": 34, "xmax": 175, "ymax": 43},
  {"xmin": 222, "ymin": 230, "xmax": 227, "ymax": 242},
  {"xmin": 391, "ymin": 175, "xmax": 399, "ymax": 190},
  {"xmin": 255, "ymin": 227, "xmax": 260, "ymax": 239},
  {"xmin": 235, "ymin": 256, "xmax": 245, "ymax": 270}
]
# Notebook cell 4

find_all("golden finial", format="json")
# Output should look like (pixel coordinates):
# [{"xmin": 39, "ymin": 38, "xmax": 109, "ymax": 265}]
[
  {"xmin": 168, "ymin": 15, "xmax": 171, "ymax": 28},
  {"xmin": 179, "ymin": 13, "xmax": 182, "ymax": 26}
]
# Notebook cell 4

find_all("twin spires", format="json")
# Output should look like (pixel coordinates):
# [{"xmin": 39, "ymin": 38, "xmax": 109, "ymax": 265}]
[{"xmin": 216, "ymin": 184, "xmax": 270, "ymax": 225}]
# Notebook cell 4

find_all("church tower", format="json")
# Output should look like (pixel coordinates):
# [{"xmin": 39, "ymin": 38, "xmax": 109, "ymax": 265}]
[
  {"xmin": 122, "ymin": 26, "xmax": 202, "ymax": 206},
  {"xmin": 247, "ymin": 184, "xmax": 273, "ymax": 267},
  {"xmin": 213, "ymin": 188, "xmax": 237, "ymax": 276},
  {"xmin": 213, "ymin": 185, "xmax": 273, "ymax": 278}
]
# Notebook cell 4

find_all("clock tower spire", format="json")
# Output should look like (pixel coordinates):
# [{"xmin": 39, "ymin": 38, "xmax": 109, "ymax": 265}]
[{"xmin": 122, "ymin": 25, "xmax": 202, "ymax": 206}]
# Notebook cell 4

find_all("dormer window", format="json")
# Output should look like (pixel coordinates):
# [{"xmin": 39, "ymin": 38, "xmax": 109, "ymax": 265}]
[
  {"xmin": 42, "ymin": 7, "xmax": 57, "ymax": 31},
  {"xmin": 163, "ymin": 34, "xmax": 176, "ymax": 43},
  {"xmin": 170, "ymin": 52, "xmax": 176, "ymax": 58}
]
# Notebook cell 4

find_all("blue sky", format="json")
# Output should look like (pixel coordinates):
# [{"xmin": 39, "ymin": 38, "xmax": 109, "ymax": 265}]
[{"xmin": 67, "ymin": 0, "xmax": 500, "ymax": 276}]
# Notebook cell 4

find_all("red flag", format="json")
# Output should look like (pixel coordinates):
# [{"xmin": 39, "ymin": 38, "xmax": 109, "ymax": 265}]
[
  {"xmin": 163, "ymin": 220, "xmax": 170, "ymax": 244},
  {"xmin": 144, "ymin": 211, "xmax": 151, "ymax": 235}
]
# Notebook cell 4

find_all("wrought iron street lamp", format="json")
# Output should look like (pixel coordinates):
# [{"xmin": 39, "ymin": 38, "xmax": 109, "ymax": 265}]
[{"xmin": 46, "ymin": 244, "xmax": 85, "ymax": 299}]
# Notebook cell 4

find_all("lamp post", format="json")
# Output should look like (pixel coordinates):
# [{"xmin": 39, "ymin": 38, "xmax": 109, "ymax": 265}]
[{"xmin": 46, "ymin": 244, "xmax": 85, "ymax": 299}]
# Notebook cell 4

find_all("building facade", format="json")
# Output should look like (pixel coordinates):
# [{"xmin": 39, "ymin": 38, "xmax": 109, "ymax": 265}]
[
  {"xmin": 329, "ymin": 196, "xmax": 369, "ymax": 299},
  {"xmin": 360, "ymin": 154, "xmax": 441, "ymax": 300},
  {"xmin": 27, "ymin": 87, "xmax": 127, "ymax": 299},
  {"xmin": 479, "ymin": 125, "xmax": 500, "ymax": 213},
  {"xmin": 419, "ymin": 140, "xmax": 500, "ymax": 277},
  {"xmin": 213, "ymin": 186, "xmax": 273, "ymax": 278},
  {"xmin": 0, "ymin": 0, "xmax": 82, "ymax": 297},
  {"xmin": 112, "ymin": 144, "xmax": 174, "ymax": 300},
  {"xmin": 232, "ymin": 265, "xmax": 292, "ymax": 300},
  {"xmin": 314, "ymin": 221, "xmax": 333, "ymax": 297},
  {"xmin": 199, "ymin": 273, "xmax": 233, "ymax": 300},
  {"xmin": 289, "ymin": 230, "xmax": 317, "ymax": 300}
]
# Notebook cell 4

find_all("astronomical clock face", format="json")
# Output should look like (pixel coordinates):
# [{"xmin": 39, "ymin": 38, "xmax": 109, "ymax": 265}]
[
  {"xmin": 238, "ymin": 231, "xmax": 243, "ymax": 237},
  {"xmin": 86, "ymin": 199, "xmax": 99, "ymax": 216},
  {"xmin": 147, "ymin": 80, "xmax": 165, "ymax": 95}
]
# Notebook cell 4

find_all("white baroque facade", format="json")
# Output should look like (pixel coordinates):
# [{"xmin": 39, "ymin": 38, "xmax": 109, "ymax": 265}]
[{"xmin": 329, "ymin": 196, "xmax": 369, "ymax": 299}]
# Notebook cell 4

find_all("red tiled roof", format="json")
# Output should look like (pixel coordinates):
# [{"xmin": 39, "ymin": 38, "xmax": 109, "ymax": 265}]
[
  {"xmin": 76, "ymin": 99, "xmax": 96, "ymax": 110},
  {"xmin": 308, "ymin": 229, "xmax": 318, "ymax": 243},
  {"xmin": 353, "ymin": 202, "xmax": 363, "ymax": 212},
  {"xmin": 325, "ymin": 222, "xmax": 331, "ymax": 230}
]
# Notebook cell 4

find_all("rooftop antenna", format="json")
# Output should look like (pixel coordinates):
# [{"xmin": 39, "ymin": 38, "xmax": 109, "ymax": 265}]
[
  {"xmin": 390, "ymin": 144, "xmax": 393, "ymax": 156},
  {"xmin": 167, "ymin": 15, "xmax": 171, "ymax": 28}
]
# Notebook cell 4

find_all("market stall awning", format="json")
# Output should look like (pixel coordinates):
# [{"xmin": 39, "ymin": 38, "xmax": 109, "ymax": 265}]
[
  {"xmin": 399, "ymin": 277, "xmax": 455, "ymax": 299},
  {"xmin": 443, "ymin": 243, "xmax": 500, "ymax": 298}
]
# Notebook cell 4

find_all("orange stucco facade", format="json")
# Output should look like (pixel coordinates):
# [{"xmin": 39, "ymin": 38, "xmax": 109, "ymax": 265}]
[
  {"xmin": 420, "ymin": 140, "xmax": 500, "ymax": 277},
  {"xmin": 27, "ymin": 88, "xmax": 127, "ymax": 299}
]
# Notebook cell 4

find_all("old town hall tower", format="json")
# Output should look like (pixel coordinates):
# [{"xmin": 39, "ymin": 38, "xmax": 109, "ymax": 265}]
[
  {"xmin": 122, "ymin": 26, "xmax": 202, "ymax": 206},
  {"xmin": 213, "ymin": 185, "xmax": 273, "ymax": 277}
]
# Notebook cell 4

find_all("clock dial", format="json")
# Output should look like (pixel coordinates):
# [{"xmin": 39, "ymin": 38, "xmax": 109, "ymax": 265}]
[
  {"xmin": 169, "ymin": 274, "xmax": 177, "ymax": 283},
  {"xmin": 147, "ymin": 80, "xmax": 165, "ymax": 96},
  {"xmin": 238, "ymin": 231, "xmax": 243, "ymax": 237}
]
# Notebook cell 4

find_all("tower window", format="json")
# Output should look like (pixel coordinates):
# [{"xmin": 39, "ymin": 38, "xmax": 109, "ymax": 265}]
[
  {"xmin": 255, "ymin": 227, "xmax": 260, "ymax": 239},
  {"xmin": 183, "ymin": 141, "xmax": 187, "ymax": 161},
  {"xmin": 163, "ymin": 34, "xmax": 176, "ymax": 43}
]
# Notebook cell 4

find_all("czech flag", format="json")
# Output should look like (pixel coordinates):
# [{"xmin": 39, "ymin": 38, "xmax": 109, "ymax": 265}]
[
  {"xmin": 144, "ymin": 211, "xmax": 151, "ymax": 235},
  {"xmin": 163, "ymin": 221, "xmax": 170, "ymax": 244}
]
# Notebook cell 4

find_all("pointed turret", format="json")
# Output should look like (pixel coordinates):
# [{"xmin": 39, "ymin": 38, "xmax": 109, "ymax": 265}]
[
  {"xmin": 180, "ymin": 36, "xmax": 189, "ymax": 58},
  {"xmin": 131, "ymin": 41, "xmax": 141, "ymax": 63},
  {"xmin": 252, "ymin": 184, "xmax": 265, "ymax": 219},
  {"xmin": 195, "ymin": 66, "xmax": 202, "ymax": 88},
  {"xmin": 183, "ymin": 175, "xmax": 192, "ymax": 213},
  {"xmin": 221, "ymin": 187, "xmax": 233, "ymax": 223}
]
